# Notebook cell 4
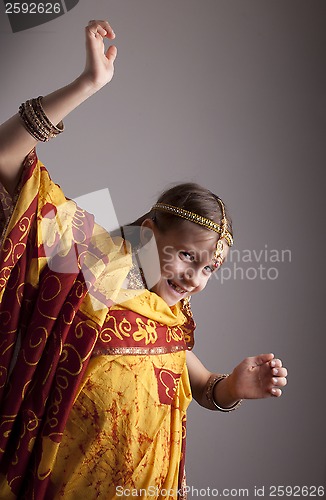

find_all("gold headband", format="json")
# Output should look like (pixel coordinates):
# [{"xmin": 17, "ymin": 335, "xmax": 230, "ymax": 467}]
[{"xmin": 152, "ymin": 202, "xmax": 234, "ymax": 247}]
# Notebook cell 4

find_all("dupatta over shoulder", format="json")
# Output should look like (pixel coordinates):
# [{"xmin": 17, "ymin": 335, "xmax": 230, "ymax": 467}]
[
  {"xmin": 0, "ymin": 150, "xmax": 132, "ymax": 498},
  {"xmin": 0, "ymin": 151, "xmax": 196, "ymax": 499}
]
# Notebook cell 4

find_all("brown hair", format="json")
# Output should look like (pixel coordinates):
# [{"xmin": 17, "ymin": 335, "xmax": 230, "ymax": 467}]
[{"xmin": 130, "ymin": 182, "xmax": 233, "ymax": 239}]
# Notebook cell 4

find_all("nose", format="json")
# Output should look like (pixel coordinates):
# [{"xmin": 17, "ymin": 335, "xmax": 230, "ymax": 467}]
[{"xmin": 183, "ymin": 268, "xmax": 200, "ymax": 288}]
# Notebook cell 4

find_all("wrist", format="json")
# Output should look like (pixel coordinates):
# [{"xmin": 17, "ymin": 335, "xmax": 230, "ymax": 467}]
[
  {"xmin": 224, "ymin": 371, "xmax": 241, "ymax": 401},
  {"xmin": 207, "ymin": 374, "xmax": 242, "ymax": 412},
  {"xmin": 72, "ymin": 74, "xmax": 103, "ymax": 100}
]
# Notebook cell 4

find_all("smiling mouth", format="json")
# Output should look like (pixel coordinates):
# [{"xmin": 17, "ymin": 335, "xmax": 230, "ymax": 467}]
[{"xmin": 167, "ymin": 280, "xmax": 188, "ymax": 295}]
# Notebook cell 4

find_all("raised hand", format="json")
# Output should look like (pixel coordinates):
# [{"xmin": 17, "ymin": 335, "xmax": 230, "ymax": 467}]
[
  {"xmin": 228, "ymin": 353, "xmax": 288, "ymax": 400},
  {"xmin": 0, "ymin": 19, "xmax": 119, "ymax": 194},
  {"xmin": 81, "ymin": 20, "xmax": 118, "ymax": 91}
]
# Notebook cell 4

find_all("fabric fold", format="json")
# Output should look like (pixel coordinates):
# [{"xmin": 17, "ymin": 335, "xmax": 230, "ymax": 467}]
[{"xmin": 0, "ymin": 150, "xmax": 195, "ymax": 499}]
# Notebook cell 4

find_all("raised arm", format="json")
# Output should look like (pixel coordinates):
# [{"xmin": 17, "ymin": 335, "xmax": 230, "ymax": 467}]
[
  {"xmin": 0, "ymin": 20, "xmax": 117, "ymax": 195},
  {"xmin": 187, "ymin": 350, "xmax": 288, "ymax": 411}
]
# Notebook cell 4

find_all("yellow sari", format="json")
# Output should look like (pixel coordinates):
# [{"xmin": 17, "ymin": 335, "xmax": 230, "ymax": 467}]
[
  {"xmin": 49, "ymin": 294, "xmax": 193, "ymax": 499},
  {"xmin": 0, "ymin": 151, "xmax": 195, "ymax": 499}
]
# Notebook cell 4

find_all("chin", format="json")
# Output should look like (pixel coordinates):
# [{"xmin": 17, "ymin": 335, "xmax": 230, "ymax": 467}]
[
  {"xmin": 151, "ymin": 279, "xmax": 187, "ymax": 307},
  {"xmin": 163, "ymin": 296, "xmax": 180, "ymax": 307}
]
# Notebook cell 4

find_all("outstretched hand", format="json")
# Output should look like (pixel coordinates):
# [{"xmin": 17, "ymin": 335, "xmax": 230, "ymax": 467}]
[
  {"xmin": 229, "ymin": 353, "xmax": 288, "ymax": 400},
  {"xmin": 81, "ymin": 20, "xmax": 117, "ymax": 91}
]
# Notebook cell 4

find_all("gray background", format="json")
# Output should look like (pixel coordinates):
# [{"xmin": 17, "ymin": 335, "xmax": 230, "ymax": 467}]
[{"xmin": 1, "ymin": 0, "xmax": 325, "ymax": 496}]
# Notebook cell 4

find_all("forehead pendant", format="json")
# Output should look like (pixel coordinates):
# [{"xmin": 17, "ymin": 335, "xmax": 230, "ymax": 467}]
[
  {"xmin": 213, "ymin": 238, "xmax": 224, "ymax": 268},
  {"xmin": 213, "ymin": 200, "xmax": 228, "ymax": 268}
]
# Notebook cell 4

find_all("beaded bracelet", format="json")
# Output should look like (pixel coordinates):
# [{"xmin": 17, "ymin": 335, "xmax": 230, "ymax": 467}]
[
  {"xmin": 205, "ymin": 373, "xmax": 242, "ymax": 412},
  {"xmin": 19, "ymin": 96, "xmax": 64, "ymax": 142}
]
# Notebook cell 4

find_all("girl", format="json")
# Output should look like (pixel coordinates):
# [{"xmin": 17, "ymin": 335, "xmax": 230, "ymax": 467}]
[{"xmin": 0, "ymin": 20, "xmax": 287, "ymax": 499}]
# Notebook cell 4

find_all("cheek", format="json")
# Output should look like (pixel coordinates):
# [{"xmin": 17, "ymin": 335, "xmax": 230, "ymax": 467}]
[
  {"xmin": 193, "ymin": 275, "xmax": 211, "ymax": 294},
  {"xmin": 160, "ymin": 255, "xmax": 185, "ymax": 278},
  {"xmin": 159, "ymin": 252, "xmax": 175, "ymax": 276}
]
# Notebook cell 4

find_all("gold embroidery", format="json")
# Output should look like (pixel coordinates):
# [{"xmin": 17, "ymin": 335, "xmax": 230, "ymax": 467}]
[
  {"xmin": 100, "ymin": 313, "xmax": 132, "ymax": 342},
  {"xmin": 159, "ymin": 369, "xmax": 179, "ymax": 400},
  {"xmin": 18, "ymin": 215, "xmax": 33, "ymax": 242},
  {"xmin": 92, "ymin": 344, "xmax": 187, "ymax": 356},
  {"xmin": 166, "ymin": 326, "xmax": 184, "ymax": 343},
  {"xmin": 133, "ymin": 318, "xmax": 158, "ymax": 345}
]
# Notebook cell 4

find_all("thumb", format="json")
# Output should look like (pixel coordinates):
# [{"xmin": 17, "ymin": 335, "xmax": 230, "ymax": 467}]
[
  {"xmin": 253, "ymin": 353, "xmax": 274, "ymax": 366},
  {"xmin": 105, "ymin": 45, "xmax": 117, "ymax": 64}
]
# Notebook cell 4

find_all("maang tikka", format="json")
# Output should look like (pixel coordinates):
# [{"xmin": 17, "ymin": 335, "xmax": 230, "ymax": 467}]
[
  {"xmin": 213, "ymin": 197, "xmax": 230, "ymax": 268},
  {"xmin": 152, "ymin": 198, "xmax": 233, "ymax": 269}
]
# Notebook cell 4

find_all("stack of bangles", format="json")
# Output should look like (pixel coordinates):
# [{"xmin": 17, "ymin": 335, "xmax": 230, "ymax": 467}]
[
  {"xmin": 206, "ymin": 374, "xmax": 242, "ymax": 412},
  {"xmin": 19, "ymin": 96, "xmax": 64, "ymax": 142}
]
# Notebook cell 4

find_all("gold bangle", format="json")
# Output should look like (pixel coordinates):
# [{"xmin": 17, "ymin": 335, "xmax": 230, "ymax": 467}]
[
  {"xmin": 35, "ymin": 96, "xmax": 64, "ymax": 135},
  {"xmin": 18, "ymin": 97, "xmax": 64, "ymax": 142},
  {"xmin": 206, "ymin": 373, "xmax": 242, "ymax": 412},
  {"xmin": 19, "ymin": 105, "xmax": 46, "ymax": 142},
  {"xmin": 25, "ymin": 101, "xmax": 49, "ymax": 140}
]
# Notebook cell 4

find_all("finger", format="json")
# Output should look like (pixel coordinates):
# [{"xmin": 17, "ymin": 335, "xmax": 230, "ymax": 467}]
[
  {"xmin": 101, "ymin": 20, "xmax": 115, "ymax": 38},
  {"xmin": 270, "ymin": 358, "xmax": 284, "ymax": 370},
  {"xmin": 269, "ymin": 357, "xmax": 283, "ymax": 368},
  {"xmin": 272, "ymin": 375, "xmax": 287, "ymax": 387},
  {"xmin": 272, "ymin": 367, "xmax": 288, "ymax": 378},
  {"xmin": 87, "ymin": 20, "xmax": 115, "ymax": 39},
  {"xmin": 87, "ymin": 26, "xmax": 107, "ymax": 38},
  {"xmin": 271, "ymin": 387, "xmax": 282, "ymax": 397}
]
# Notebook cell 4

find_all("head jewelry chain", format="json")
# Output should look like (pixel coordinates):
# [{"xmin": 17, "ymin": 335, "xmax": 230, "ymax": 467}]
[{"xmin": 152, "ymin": 200, "xmax": 233, "ymax": 268}]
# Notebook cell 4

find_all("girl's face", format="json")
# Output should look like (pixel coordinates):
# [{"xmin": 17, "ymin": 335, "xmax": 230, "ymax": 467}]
[{"xmin": 142, "ymin": 219, "xmax": 229, "ymax": 306}]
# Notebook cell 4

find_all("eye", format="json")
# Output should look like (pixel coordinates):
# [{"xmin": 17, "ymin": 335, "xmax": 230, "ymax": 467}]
[
  {"xmin": 203, "ymin": 265, "xmax": 215, "ymax": 275},
  {"xmin": 204, "ymin": 260, "xmax": 223, "ymax": 275},
  {"xmin": 179, "ymin": 251, "xmax": 195, "ymax": 262}
]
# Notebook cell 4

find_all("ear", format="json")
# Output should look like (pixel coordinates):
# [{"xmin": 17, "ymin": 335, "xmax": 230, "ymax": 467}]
[{"xmin": 140, "ymin": 218, "xmax": 157, "ymax": 245}]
